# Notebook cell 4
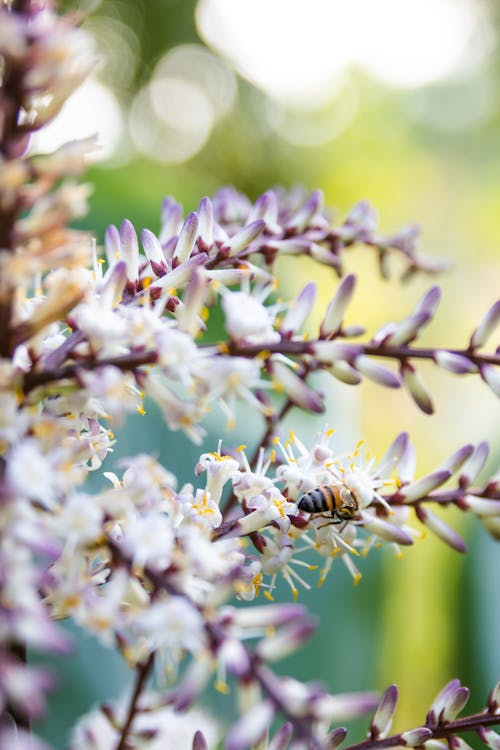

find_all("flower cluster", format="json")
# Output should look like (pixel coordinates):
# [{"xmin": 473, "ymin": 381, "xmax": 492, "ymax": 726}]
[{"xmin": 1, "ymin": 3, "xmax": 500, "ymax": 750}]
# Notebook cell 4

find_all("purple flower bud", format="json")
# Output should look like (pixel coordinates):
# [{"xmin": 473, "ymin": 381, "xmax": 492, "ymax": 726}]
[
  {"xmin": 459, "ymin": 441, "xmax": 489, "ymax": 487},
  {"xmin": 488, "ymin": 680, "xmax": 500, "ymax": 712},
  {"xmin": 153, "ymin": 252, "xmax": 208, "ymax": 291},
  {"xmin": 280, "ymin": 282, "xmax": 317, "ymax": 337},
  {"xmin": 427, "ymin": 679, "xmax": 462, "ymax": 726},
  {"xmin": 160, "ymin": 196, "xmax": 184, "ymax": 242},
  {"xmin": 310, "ymin": 242, "xmax": 342, "ymax": 268},
  {"xmin": 256, "ymin": 619, "xmax": 316, "ymax": 662},
  {"xmin": 481, "ymin": 364, "xmax": 500, "ymax": 398},
  {"xmin": 470, "ymin": 300, "xmax": 500, "ymax": 349},
  {"xmin": 360, "ymin": 514, "xmax": 414, "ymax": 545},
  {"xmin": 99, "ymin": 260, "xmax": 128, "ymax": 308},
  {"xmin": 286, "ymin": 189, "xmax": 323, "ymax": 232},
  {"xmin": 434, "ymin": 351, "xmax": 477, "ymax": 374},
  {"xmin": 355, "ymin": 356, "xmax": 401, "ymax": 388},
  {"xmin": 119, "ymin": 219, "xmax": 140, "ymax": 282},
  {"xmin": 315, "ymin": 691, "xmax": 380, "ymax": 722},
  {"xmin": 313, "ymin": 341, "xmax": 363, "ymax": 363},
  {"xmin": 400, "ymin": 470, "xmax": 452, "ymax": 502},
  {"xmin": 416, "ymin": 507, "xmax": 467, "ymax": 553},
  {"xmin": 320, "ymin": 274, "xmax": 356, "ymax": 339},
  {"xmin": 197, "ymin": 196, "xmax": 214, "ymax": 249},
  {"xmin": 401, "ymin": 362, "xmax": 433, "ymax": 414},
  {"xmin": 173, "ymin": 659, "xmax": 212, "ymax": 711},
  {"xmin": 398, "ymin": 440, "xmax": 416, "ymax": 485},
  {"xmin": 326, "ymin": 727, "xmax": 348, "ymax": 750},
  {"xmin": 141, "ymin": 228, "xmax": 166, "ymax": 267},
  {"xmin": 247, "ymin": 191, "xmax": 280, "ymax": 233},
  {"xmin": 436, "ymin": 444, "xmax": 474, "ymax": 474},
  {"xmin": 192, "ymin": 730, "xmax": 208, "ymax": 750},
  {"xmin": 342, "ymin": 200, "xmax": 377, "ymax": 240},
  {"xmin": 478, "ymin": 728, "xmax": 500, "ymax": 750},
  {"xmin": 269, "ymin": 722, "xmax": 293, "ymax": 750},
  {"xmin": 104, "ymin": 224, "xmax": 121, "ymax": 266},
  {"xmin": 218, "ymin": 638, "xmax": 252, "ymax": 678},
  {"xmin": 226, "ymin": 603, "xmax": 309, "ymax": 629},
  {"xmin": 378, "ymin": 432, "xmax": 410, "ymax": 478},
  {"xmin": 225, "ymin": 219, "xmax": 265, "ymax": 257},
  {"xmin": 174, "ymin": 211, "xmax": 199, "ymax": 263},
  {"xmin": 370, "ymin": 684, "xmax": 398, "ymax": 738},
  {"xmin": 265, "ymin": 238, "xmax": 312, "ymax": 255},
  {"xmin": 386, "ymin": 311, "xmax": 429, "ymax": 347},
  {"xmin": 442, "ymin": 686, "xmax": 469, "ymax": 720},
  {"xmin": 272, "ymin": 361, "xmax": 324, "ymax": 413},
  {"xmin": 401, "ymin": 728, "xmax": 433, "ymax": 746},
  {"xmin": 224, "ymin": 700, "xmax": 274, "ymax": 750}
]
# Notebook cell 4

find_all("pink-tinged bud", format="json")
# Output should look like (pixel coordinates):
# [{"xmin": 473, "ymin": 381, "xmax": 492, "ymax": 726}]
[
  {"xmin": 141, "ymin": 228, "xmax": 166, "ymax": 267},
  {"xmin": 225, "ymin": 700, "xmax": 274, "ymax": 750},
  {"xmin": 427, "ymin": 679, "xmax": 462, "ymax": 726},
  {"xmin": 441, "ymin": 686, "xmax": 469, "ymax": 720},
  {"xmin": 355, "ymin": 356, "xmax": 401, "ymax": 388},
  {"xmin": 269, "ymin": 722, "xmax": 293, "ymax": 750},
  {"xmin": 326, "ymin": 727, "xmax": 348, "ymax": 750},
  {"xmin": 119, "ymin": 219, "xmax": 140, "ymax": 282},
  {"xmin": 160, "ymin": 196, "xmax": 184, "ymax": 242},
  {"xmin": 370, "ymin": 684, "xmax": 398, "ymax": 738},
  {"xmin": 320, "ymin": 274, "xmax": 356, "ymax": 339},
  {"xmin": 265, "ymin": 238, "xmax": 312, "ymax": 255},
  {"xmin": 99, "ymin": 260, "xmax": 128, "ymax": 308},
  {"xmin": 153, "ymin": 253, "xmax": 208, "ymax": 291},
  {"xmin": 173, "ymin": 659, "xmax": 211, "ymax": 710},
  {"xmin": 328, "ymin": 361, "xmax": 362, "ymax": 385},
  {"xmin": 463, "ymin": 496, "xmax": 500, "ymax": 516},
  {"xmin": 401, "ymin": 362, "xmax": 434, "ymax": 414},
  {"xmin": 225, "ymin": 219, "xmax": 265, "ymax": 257},
  {"xmin": 310, "ymin": 243, "xmax": 342, "ymax": 268},
  {"xmin": 256, "ymin": 619, "xmax": 316, "ymax": 662},
  {"xmin": 197, "ymin": 197, "xmax": 214, "ymax": 249},
  {"xmin": 488, "ymin": 680, "xmax": 500, "ymax": 712},
  {"xmin": 434, "ymin": 351, "xmax": 477, "ymax": 374},
  {"xmin": 386, "ymin": 311, "xmax": 429, "ymax": 347},
  {"xmin": 343, "ymin": 324, "xmax": 366, "ymax": 337},
  {"xmin": 414, "ymin": 285, "xmax": 441, "ymax": 315},
  {"xmin": 315, "ymin": 691, "xmax": 380, "ymax": 722},
  {"xmin": 192, "ymin": 730, "xmax": 208, "ymax": 750},
  {"xmin": 225, "ymin": 603, "xmax": 308, "ymax": 629},
  {"xmin": 104, "ymin": 224, "xmax": 121, "ymax": 265},
  {"xmin": 360, "ymin": 514, "xmax": 414, "ymax": 545},
  {"xmin": 401, "ymin": 728, "xmax": 433, "ymax": 746},
  {"xmin": 342, "ymin": 200, "xmax": 377, "ymax": 239},
  {"xmin": 174, "ymin": 212, "xmax": 199, "ymax": 263},
  {"xmin": 470, "ymin": 300, "xmax": 500, "ymax": 349},
  {"xmin": 478, "ymin": 728, "xmax": 500, "ymax": 750},
  {"xmin": 218, "ymin": 639, "xmax": 252, "ymax": 678},
  {"xmin": 398, "ymin": 440, "xmax": 416, "ymax": 485},
  {"xmin": 400, "ymin": 470, "xmax": 452, "ymax": 502},
  {"xmin": 437, "ymin": 444, "xmax": 474, "ymax": 474},
  {"xmin": 313, "ymin": 341, "xmax": 363, "ymax": 363},
  {"xmin": 247, "ymin": 191, "xmax": 280, "ymax": 233},
  {"xmin": 459, "ymin": 441, "xmax": 489, "ymax": 487},
  {"xmin": 286, "ymin": 189, "xmax": 323, "ymax": 232},
  {"xmin": 378, "ymin": 433, "xmax": 409, "ymax": 478},
  {"xmin": 280, "ymin": 282, "xmax": 317, "ymax": 337},
  {"xmin": 481, "ymin": 364, "xmax": 500, "ymax": 398},
  {"xmin": 416, "ymin": 507, "xmax": 466, "ymax": 553},
  {"xmin": 272, "ymin": 361, "xmax": 324, "ymax": 413}
]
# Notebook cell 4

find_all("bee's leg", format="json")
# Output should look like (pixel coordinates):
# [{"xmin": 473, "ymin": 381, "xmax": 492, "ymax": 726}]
[{"xmin": 317, "ymin": 512, "xmax": 343, "ymax": 530}]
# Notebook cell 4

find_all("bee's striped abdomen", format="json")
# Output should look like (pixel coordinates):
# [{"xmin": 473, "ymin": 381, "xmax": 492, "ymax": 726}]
[{"xmin": 298, "ymin": 485, "xmax": 338, "ymax": 514}]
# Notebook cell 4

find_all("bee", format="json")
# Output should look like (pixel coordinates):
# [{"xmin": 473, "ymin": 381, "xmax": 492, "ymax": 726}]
[{"xmin": 298, "ymin": 483, "xmax": 358, "ymax": 525}]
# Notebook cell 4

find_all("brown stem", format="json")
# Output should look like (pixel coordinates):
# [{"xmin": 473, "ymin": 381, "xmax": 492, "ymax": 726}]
[
  {"xmin": 114, "ymin": 653, "xmax": 154, "ymax": 750},
  {"xmin": 343, "ymin": 711, "xmax": 500, "ymax": 750},
  {"xmin": 22, "ymin": 349, "xmax": 159, "ymax": 394}
]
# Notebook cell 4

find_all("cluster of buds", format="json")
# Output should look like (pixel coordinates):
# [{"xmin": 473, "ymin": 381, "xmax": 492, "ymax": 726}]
[{"xmin": 1, "ymin": 2, "xmax": 500, "ymax": 750}]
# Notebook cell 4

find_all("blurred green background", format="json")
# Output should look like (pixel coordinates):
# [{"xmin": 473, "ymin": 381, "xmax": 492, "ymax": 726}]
[{"xmin": 41, "ymin": 0, "xmax": 500, "ymax": 745}]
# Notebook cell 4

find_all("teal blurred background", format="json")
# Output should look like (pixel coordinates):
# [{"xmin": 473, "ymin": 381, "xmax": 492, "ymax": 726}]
[{"xmin": 41, "ymin": 0, "xmax": 500, "ymax": 745}]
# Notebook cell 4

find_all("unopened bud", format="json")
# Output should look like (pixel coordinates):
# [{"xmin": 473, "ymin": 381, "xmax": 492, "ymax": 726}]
[
  {"xmin": 370, "ymin": 684, "xmax": 398, "ymax": 739},
  {"xmin": 470, "ymin": 300, "xmax": 500, "ymax": 349},
  {"xmin": 416, "ymin": 507, "xmax": 467, "ymax": 553}
]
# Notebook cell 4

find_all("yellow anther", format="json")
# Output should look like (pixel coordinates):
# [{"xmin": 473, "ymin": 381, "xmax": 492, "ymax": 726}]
[
  {"xmin": 215, "ymin": 680, "xmax": 230, "ymax": 695},
  {"xmin": 142, "ymin": 276, "xmax": 152, "ymax": 289},
  {"xmin": 218, "ymin": 342, "xmax": 230, "ymax": 354},
  {"xmin": 237, "ymin": 444, "xmax": 246, "ymax": 452},
  {"xmin": 201, "ymin": 306, "xmax": 209, "ymax": 321},
  {"xmin": 326, "ymin": 428, "xmax": 335, "ymax": 436},
  {"xmin": 272, "ymin": 436, "xmax": 280, "ymax": 445},
  {"xmin": 264, "ymin": 590, "xmax": 274, "ymax": 602},
  {"xmin": 292, "ymin": 587, "xmax": 299, "ymax": 601},
  {"xmin": 137, "ymin": 403, "xmax": 146, "ymax": 416},
  {"xmin": 269, "ymin": 449, "xmax": 276, "ymax": 463},
  {"xmin": 353, "ymin": 572, "xmax": 362, "ymax": 586}
]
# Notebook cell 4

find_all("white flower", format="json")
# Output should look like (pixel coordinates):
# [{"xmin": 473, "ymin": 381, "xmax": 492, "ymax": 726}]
[
  {"xmin": 6, "ymin": 438, "xmax": 57, "ymax": 508},
  {"xmin": 120, "ymin": 513, "xmax": 175, "ymax": 573},
  {"xmin": 222, "ymin": 289, "xmax": 280, "ymax": 344}
]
